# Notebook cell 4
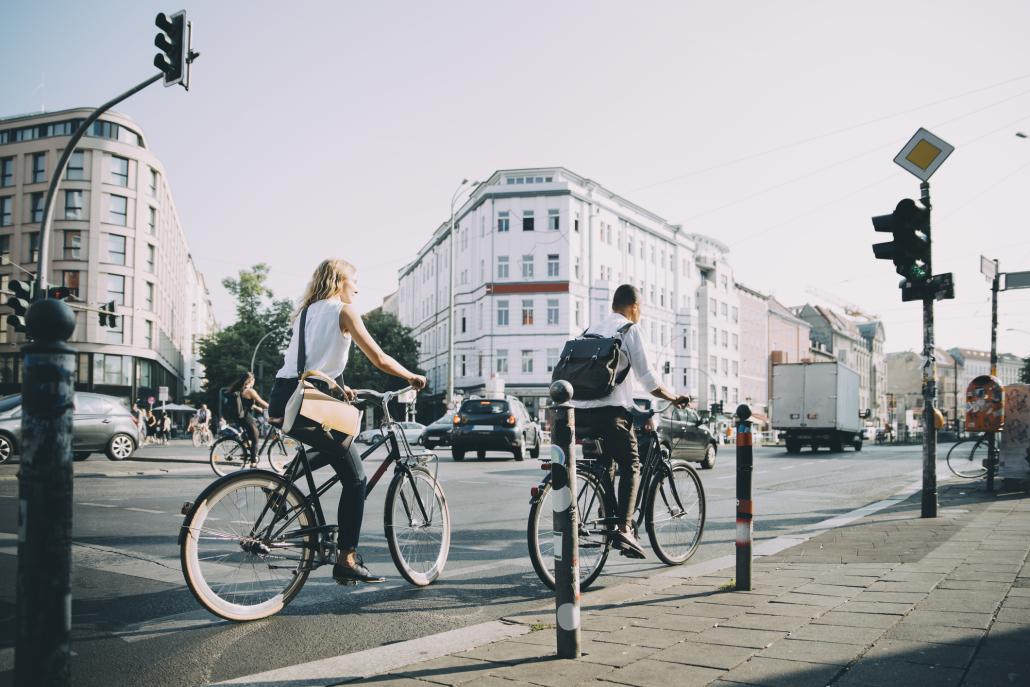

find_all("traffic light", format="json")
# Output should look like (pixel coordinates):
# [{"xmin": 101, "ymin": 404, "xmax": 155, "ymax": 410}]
[
  {"xmin": 47, "ymin": 286, "xmax": 72, "ymax": 300},
  {"xmin": 7, "ymin": 279, "xmax": 35, "ymax": 333},
  {"xmin": 154, "ymin": 10, "xmax": 192, "ymax": 88},
  {"xmin": 872, "ymin": 198, "xmax": 931, "ymax": 287},
  {"xmin": 98, "ymin": 301, "xmax": 118, "ymax": 329},
  {"xmin": 710, "ymin": 402, "xmax": 724, "ymax": 416}
]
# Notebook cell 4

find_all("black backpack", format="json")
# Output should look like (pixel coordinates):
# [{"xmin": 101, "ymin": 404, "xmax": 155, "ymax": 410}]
[
  {"xmin": 221, "ymin": 389, "xmax": 244, "ymax": 421},
  {"xmin": 550, "ymin": 322, "xmax": 633, "ymax": 401}
]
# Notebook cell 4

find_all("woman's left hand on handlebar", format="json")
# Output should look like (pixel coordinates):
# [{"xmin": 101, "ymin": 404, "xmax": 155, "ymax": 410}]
[
  {"xmin": 674, "ymin": 394, "xmax": 692, "ymax": 408},
  {"xmin": 408, "ymin": 374, "xmax": 427, "ymax": 390},
  {"xmin": 342, "ymin": 385, "xmax": 357, "ymax": 402}
]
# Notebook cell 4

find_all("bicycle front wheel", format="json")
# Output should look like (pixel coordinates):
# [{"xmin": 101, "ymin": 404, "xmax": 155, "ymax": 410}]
[
  {"xmin": 385, "ymin": 466, "xmax": 451, "ymax": 586},
  {"xmin": 180, "ymin": 471, "xmax": 316, "ymax": 621},
  {"xmin": 210, "ymin": 437, "xmax": 252, "ymax": 476},
  {"xmin": 646, "ymin": 460, "xmax": 706, "ymax": 565},
  {"xmin": 527, "ymin": 468, "xmax": 612, "ymax": 591},
  {"xmin": 267, "ymin": 434, "xmax": 301, "ymax": 474},
  {"xmin": 947, "ymin": 439, "xmax": 988, "ymax": 479},
  {"xmin": 192, "ymin": 430, "xmax": 202, "ymax": 448}
]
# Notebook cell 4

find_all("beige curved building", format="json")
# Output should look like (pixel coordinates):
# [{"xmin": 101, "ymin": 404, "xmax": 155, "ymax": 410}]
[{"xmin": 0, "ymin": 108, "xmax": 214, "ymax": 404}]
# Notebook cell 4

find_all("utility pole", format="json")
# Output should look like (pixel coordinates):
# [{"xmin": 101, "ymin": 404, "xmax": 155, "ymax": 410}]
[{"xmin": 918, "ymin": 182, "xmax": 938, "ymax": 517}]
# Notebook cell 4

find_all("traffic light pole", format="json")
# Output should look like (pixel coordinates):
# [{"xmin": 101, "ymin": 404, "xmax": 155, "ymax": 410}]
[
  {"xmin": 986, "ymin": 270, "xmax": 1000, "ymax": 492},
  {"xmin": 919, "ymin": 181, "xmax": 938, "ymax": 519},
  {"xmin": 16, "ymin": 72, "xmax": 161, "ymax": 687}
]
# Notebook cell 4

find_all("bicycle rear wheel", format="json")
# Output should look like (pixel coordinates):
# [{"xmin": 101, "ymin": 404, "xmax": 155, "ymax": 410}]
[
  {"xmin": 180, "ymin": 471, "xmax": 316, "ymax": 621},
  {"xmin": 527, "ymin": 468, "xmax": 612, "ymax": 591},
  {"xmin": 947, "ymin": 439, "xmax": 988, "ymax": 479},
  {"xmin": 210, "ymin": 437, "xmax": 252, "ymax": 476},
  {"xmin": 646, "ymin": 460, "xmax": 706, "ymax": 565},
  {"xmin": 385, "ymin": 466, "xmax": 451, "ymax": 586},
  {"xmin": 267, "ymin": 434, "xmax": 301, "ymax": 474}
]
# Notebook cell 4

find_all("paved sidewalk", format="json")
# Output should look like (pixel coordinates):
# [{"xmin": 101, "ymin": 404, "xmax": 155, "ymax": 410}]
[{"xmin": 353, "ymin": 481, "xmax": 1030, "ymax": 687}]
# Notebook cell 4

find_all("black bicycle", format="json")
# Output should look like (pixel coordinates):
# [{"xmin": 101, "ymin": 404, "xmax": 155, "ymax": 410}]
[
  {"xmin": 180, "ymin": 387, "xmax": 450, "ymax": 621},
  {"xmin": 527, "ymin": 402, "xmax": 706, "ymax": 590},
  {"xmin": 208, "ymin": 414, "xmax": 300, "ymax": 476}
]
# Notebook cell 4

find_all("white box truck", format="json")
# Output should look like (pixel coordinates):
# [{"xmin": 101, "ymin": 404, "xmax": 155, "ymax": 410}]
[{"xmin": 772, "ymin": 361, "xmax": 863, "ymax": 453}]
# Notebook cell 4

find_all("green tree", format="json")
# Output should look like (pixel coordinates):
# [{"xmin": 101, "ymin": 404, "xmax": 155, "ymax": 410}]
[
  {"xmin": 343, "ymin": 309, "xmax": 426, "ymax": 422},
  {"xmin": 1021, "ymin": 356, "xmax": 1030, "ymax": 384},
  {"xmin": 198, "ymin": 264, "xmax": 294, "ymax": 411}
]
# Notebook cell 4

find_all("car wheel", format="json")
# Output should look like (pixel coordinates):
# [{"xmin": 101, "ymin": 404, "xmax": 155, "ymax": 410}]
[
  {"xmin": 0, "ymin": 435, "xmax": 13, "ymax": 464},
  {"xmin": 477, "ymin": 450, "xmax": 486, "ymax": 460},
  {"xmin": 785, "ymin": 440, "xmax": 801, "ymax": 454},
  {"xmin": 416, "ymin": 436, "xmax": 423, "ymax": 445},
  {"xmin": 425, "ymin": 441, "xmax": 436, "ymax": 450},
  {"xmin": 106, "ymin": 433, "xmax": 136, "ymax": 461},
  {"xmin": 513, "ymin": 441, "xmax": 525, "ymax": 462},
  {"xmin": 529, "ymin": 435, "xmax": 541, "ymax": 459},
  {"xmin": 73, "ymin": 452, "xmax": 91, "ymax": 462},
  {"xmin": 701, "ymin": 443, "xmax": 716, "ymax": 470},
  {"xmin": 452, "ymin": 449, "xmax": 465, "ymax": 461},
  {"xmin": 853, "ymin": 439, "xmax": 863, "ymax": 452}
]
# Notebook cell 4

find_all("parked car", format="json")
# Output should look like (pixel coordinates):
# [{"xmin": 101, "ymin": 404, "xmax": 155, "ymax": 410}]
[
  {"xmin": 0, "ymin": 392, "xmax": 141, "ymax": 463},
  {"xmin": 634, "ymin": 398, "xmax": 718, "ymax": 469},
  {"xmin": 355, "ymin": 427, "xmax": 382, "ymax": 444},
  {"xmin": 420, "ymin": 414, "xmax": 453, "ymax": 449},
  {"xmin": 397, "ymin": 422, "xmax": 426, "ymax": 445},
  {"xmin": 451, "ymin": 396, "xmax": 541, "ymax": 461}
]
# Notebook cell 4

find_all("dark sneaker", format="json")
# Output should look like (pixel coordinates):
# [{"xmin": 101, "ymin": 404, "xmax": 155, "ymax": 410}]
[
  {"xmin": 333, "ymin": 555, "xmax": 385, "ymax": 584},
  {"xmin": 611, "ymin": 530, "xmax": 646, "ymax": 559}
]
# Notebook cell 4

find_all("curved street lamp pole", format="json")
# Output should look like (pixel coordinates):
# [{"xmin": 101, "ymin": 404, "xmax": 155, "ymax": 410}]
[
  {"xmin": 251, "ymin": 328, "xmax": 285, "ymax": 392},
  {"xmin": 447, "ymin": 178, "xmax": 477, "ymax": 411}
]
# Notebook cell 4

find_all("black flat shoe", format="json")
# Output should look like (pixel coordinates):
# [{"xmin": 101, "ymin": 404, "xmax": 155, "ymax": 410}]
[
  {"xmin": 333, "ymin": 556, "xmax": 385, "ymax": 584},
  {"xmin": 611, "ymin": 530, "xmax": 646, "ymax": 559}
]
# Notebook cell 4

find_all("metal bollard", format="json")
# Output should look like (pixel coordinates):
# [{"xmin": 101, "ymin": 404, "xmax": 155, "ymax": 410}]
[
  {"xmin": 735, "ymin": 404, "xmax": 753, "ymax": 592},
  {"xmin": 548, "ymin": 380, "xmax": 580, "ymax": 659},
  {"xmin": 16, "ymin": 298, "xmax": 77, "ymax": 687}
]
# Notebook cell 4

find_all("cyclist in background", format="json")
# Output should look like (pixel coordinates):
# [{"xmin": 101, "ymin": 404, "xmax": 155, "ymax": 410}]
[
  {"xmin": 572, "ymin": 284, "xmax": 691, "ymax": 559},
  {"xmin": 226, "ymin": 372, "xmax": 269, "ymax": 462}
]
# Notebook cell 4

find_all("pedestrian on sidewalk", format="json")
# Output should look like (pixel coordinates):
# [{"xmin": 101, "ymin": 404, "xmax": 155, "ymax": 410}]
[
  {"xmin": 144, "ymin": 409, "xmax": 157, "ymax": 445},
  {"xmin": 571, "ymin": 283, "xmax": 691, "ymax": 559}
]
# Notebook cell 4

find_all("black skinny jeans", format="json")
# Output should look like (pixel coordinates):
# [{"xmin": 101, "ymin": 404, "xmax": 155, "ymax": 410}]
[
  {"xmin": 240, "ymin": 416, "xmax": 260, "ymax": 462},
  {"xmin": 269, "ymin": 377, "xmax": 366, "ymax": 551},
  {"xmin": 574, "ymin": 406, "xmax": 640, "ymax": 530}
]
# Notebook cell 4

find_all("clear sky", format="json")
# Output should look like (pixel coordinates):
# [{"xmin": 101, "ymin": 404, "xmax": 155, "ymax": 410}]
[{"xmin": 4, "ymin": 0, "xmax": 1030, "ymax": 359}]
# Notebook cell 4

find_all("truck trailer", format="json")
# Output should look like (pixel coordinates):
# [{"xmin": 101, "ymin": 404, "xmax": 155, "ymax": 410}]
[{"xmin": 772, "ymin": 361, "xmax": 863, "ymax": 453}]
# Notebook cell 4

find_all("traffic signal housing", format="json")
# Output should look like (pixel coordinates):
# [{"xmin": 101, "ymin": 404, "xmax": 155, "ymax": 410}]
[
  {"xmin": 47, "ymin": 286, "xmax": 72, "ymax": 300},
  {"xmin": 154, "ymin": 10, "xmax": 192, "ymax": 88},
  {"xmin": 98, "ymin": 301, "xmax": 118, "ymax": 329},
  {"xmin": 7, "ymin": 280, "xmax": 35, "ymax": 333},
  {"xmin": 872, "ymin": 198, "xmax": 931, "ymax": 287}
]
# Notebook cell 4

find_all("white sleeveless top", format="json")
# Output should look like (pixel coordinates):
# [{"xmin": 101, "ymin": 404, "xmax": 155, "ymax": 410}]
[{"xmin": 276, "ymin": 299, "xmax": 352, "ymax": 380}]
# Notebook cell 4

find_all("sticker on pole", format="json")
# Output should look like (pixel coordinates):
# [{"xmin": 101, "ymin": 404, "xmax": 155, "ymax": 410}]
[
  {"xmin": 550, "ymin": 445, "xmax": 566, "ymax": 466},
  {"xmin": 893, "ymin": 128, "xmax": 954, "ymax": 181}
]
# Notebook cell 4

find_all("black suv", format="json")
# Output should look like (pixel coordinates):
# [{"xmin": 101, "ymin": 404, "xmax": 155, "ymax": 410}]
[
  {"xmin": 635, "ymin": 399, "xmax": 718, "ymax": 469},
  {"xmin": 451, "ymin": 397, "xmax": 541, "ymax": 461}
]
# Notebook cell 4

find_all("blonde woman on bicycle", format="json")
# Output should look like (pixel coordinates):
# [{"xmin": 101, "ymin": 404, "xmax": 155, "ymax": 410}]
[{"xmin": 268, "ymin": 259, "xmax": 426, "ymax": 584}]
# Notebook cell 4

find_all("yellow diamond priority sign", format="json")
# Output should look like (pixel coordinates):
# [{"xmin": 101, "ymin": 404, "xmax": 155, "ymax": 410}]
[{"xmin": 894, "ymin": 128, "xmax": 954, "ymax": 182}]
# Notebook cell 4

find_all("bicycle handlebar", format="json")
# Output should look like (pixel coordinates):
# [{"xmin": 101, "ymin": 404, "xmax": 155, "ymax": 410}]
[{"xmin": 352, "ymin": 386, "xmax": 417, "ymax": 422}]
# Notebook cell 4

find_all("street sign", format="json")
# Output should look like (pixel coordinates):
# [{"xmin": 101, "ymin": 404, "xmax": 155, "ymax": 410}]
[
  {"xmin": 893, "ymin": 128, "xmax": 954, "ymax": 182},
  {"xmin": 158, "ymin": 386, "xmax": 169, "ymax": 402},
  {"xmin": 981, "ymin": 255, "xmax": 998, "ymax": 283},
  {"xmin": 1003, "ymin": 270, "xmax": 1030, "ymax": 291}
]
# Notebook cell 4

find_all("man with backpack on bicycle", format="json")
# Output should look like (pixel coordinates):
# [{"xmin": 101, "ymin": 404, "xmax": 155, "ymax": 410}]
[{"xmin": 557, "ymin": 284, "xmax": 691, "ymax": 559}]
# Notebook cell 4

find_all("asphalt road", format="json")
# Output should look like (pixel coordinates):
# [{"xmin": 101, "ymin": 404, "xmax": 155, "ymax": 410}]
[{"xmin": 0, "ymin": 438, "xmax": 958, "ymax": 686}]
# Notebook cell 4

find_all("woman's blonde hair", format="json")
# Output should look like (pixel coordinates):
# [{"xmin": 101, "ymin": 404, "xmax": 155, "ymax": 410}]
[{"xmin": 294, "ymin": 259, "xmax": 356, "ymax": 319}]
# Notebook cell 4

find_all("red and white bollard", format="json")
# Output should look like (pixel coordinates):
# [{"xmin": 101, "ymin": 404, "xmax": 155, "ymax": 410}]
[{"xmin": 735, "ymin": 404, "xmax": 753, "ymax": 591}]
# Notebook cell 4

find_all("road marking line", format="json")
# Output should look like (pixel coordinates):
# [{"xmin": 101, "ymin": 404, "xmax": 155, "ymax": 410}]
[
  {"xmin": 124, "ymin": 507, "xmax": 164, "ymax": 514},
  {"xmin": 778, "ymin": 466, "xmax": 795, "ymax": 470},
  {"xmin": 79, "ymin": 502, "xmax": 118, "ymax": 508}
]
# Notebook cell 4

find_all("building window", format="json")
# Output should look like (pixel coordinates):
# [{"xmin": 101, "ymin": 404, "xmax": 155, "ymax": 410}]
[
  {"xmin": 521, "ymin": 299, "xmax": 534, "ymax": 325},
  {"xmin": 108, "ymin": 194, "xmax": 127, "ymax": 225},
  {"xmin": 497, "ymin": 255, "xmax": 509, "ymax": 279},
  {"xmin": 64, "ymin": 190, "xmax": 84, "ymax": 220},
  {"xmin": 62, "ymin": 270, "xmax": 80, "ymax": 297},
  {"xmin": 497, "ymin": 211, "xmax": 509, "ymax": 232},
  {"xmin": 711, "ymin": 328, "xmax": 717, "ymax": 345},
  {"xmin": 721, "ymin": 358, "xmax": 728, "ymax": 375},
  {"xmin": 106, "ymin": 273, "xmax": 126, "ymax": 305},
  {"xmin": 148, "ymin": 206, "xmax": 156, "ymax": 233},
  {"xmin": 546, "ymin": 253, "xmax": 559, "ymax": 277},
  {"xmin": 93, "ymin": 353, "xmax": 131, "ymax": 385},
  {"xmin": 732, "ymin": 306, "xmax": 739, "ymax": 323},
  {"xmin": 710, "ymin": 299, "xmax": 717, "ymax": 316},
  {"xmin": 66, "ymin": 150, "xmax": 85, "ymax": 180},
  {"xmin": 547, "ymin": 348, "xmax": 559, "ymax": 373},
  {"xmin": 0, "ymin": 196, "xmax": 11, "ymax": 226},
  {"xmin": 721, "ymin": 330, "xmax": 728, "ymax": 348},
  {"xmin": 721, "ymin": 302, "xmax": 728, "ymax": 318},
  {"xmin": 496, "ymin": 349, "xmax": 508, "ymax": 374},
  {"xmin": 732, "ymin": 360, "xmax": 739, "ymax": 376},
  {"xmin": 710, "ymin": 355, "xmax": 718, "ymax": 373},
  {"xmin": 574, "ymin": 213, "xmax": 579, "ymax": 232},
  {"xmin": 30, "ymin": 192, "xmax": 44, "ymax": 223},
  {"xmin": 732, "ymin": 333, "xmax": 739, "ymax": 350},
  {"xmin": 25, "ymin": 232, "xmax": 39, "ymax": 263},
  {"xmin": 574, "ymin": 256, "xmax": 581, "ymax": 280},
  {"xmin": 522, "ymin": 210, "xmax": 534, "ymax": 231},
  {"xmin": 104, "ymin": 314, "xmax": 125, "ymax": 344},
  {"xmin": 145, "ymin": 243, "xmax": 155, "ymax": 272},
  {"xmin": 575, "ymin": 299, "xmax": 582, "ymax": 327},
  {"xmin": 521, "ymin": 254, "xmax": 534, "ymax": 279},
  {"xmin": 145, "ymin": 282, "xmax": 154, "ymax": 310},
  {"xmin": 460, "ymin": 354, "xmax": 467, "ymax": 377},
  {"xmin": 548, "ymin": 209, "xmax": 559, "ymax": 231},
  {"xmin": 0, "ymin": 236, "xmax": 9, "ymax": 263},
  {"xmin": 460, "ymin": 308, "xmax": 466, "ymax": 334},
  {"xmin": 32, "ymin": 152, "xmax": 46, "ymax": 183},
  {"xmin": 547, "ymin": 298, "xmax": 559, "ymax": 325},
  {"xmin": 63, "ymin": 230, "xmax": 82, "ymax": 260},
  {"xmin": 1, "ymin": 157, "xmax": 13, "ymax": 186},
  {"xmin": 497, "ymin": 300, "xmax": 509, "ymax": 326},
  {"xmin": 149, "ymin": 167, "xmax": 158, "ymax": 196},
  {"xmin": 721, "ymin": 275, "xmax": 729, "ymax": 290},
  {"xmin": 144, "ymin": 320, "xmax": 154, "ymax": 348},
  {"xmin": 106, "ymin": 234, "xmax": 127, "ymax": 265},
  {"xmin": 109, "ymin": 155, "xmax": 129, "ymax": 187},
  {"xmin": 477, "ymin": 302, "xmax": 483, "ymax": 329},
  {"xmin": 721, "ymin": 385, "xmax": 728, "ymax": 401},
  {"xmin": 521, "ymin": 350, "xmax": 534, "ymax": 374}
]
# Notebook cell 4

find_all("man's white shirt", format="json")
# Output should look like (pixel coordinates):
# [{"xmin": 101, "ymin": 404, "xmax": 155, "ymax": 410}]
[{"xmin": 570, "ymin": 312, "xmax": 662, "ymax": 412}]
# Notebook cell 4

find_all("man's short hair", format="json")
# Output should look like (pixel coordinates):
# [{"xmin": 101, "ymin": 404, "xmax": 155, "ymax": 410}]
[{"xmin": 612, "ymin": 284, "xmax": 640, "ymax": 310}]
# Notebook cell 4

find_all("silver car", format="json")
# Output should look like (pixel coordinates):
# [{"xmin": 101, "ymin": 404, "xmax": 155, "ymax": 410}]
[{"xmin": 0, "ymin": 392, "xmax": 141, "ymax": 463}]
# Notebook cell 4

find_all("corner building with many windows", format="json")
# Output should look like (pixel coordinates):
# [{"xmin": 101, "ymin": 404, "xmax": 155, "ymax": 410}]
[
  {"xmin": 0, "ymin": 108, "xmax": 213, "ymax": 404},
  {"xmin": 397, "ymin": 167, "xmax": 740, "ymax": 418}
]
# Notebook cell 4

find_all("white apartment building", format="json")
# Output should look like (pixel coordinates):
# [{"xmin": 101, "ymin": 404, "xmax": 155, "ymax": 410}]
[
  {"xmin": 396, "ymin": 167, "xmax": 740, "ymax": 415},
  {"xmin": 0, "ymin": 108, "xmax": 214, "ymax": 404}
]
